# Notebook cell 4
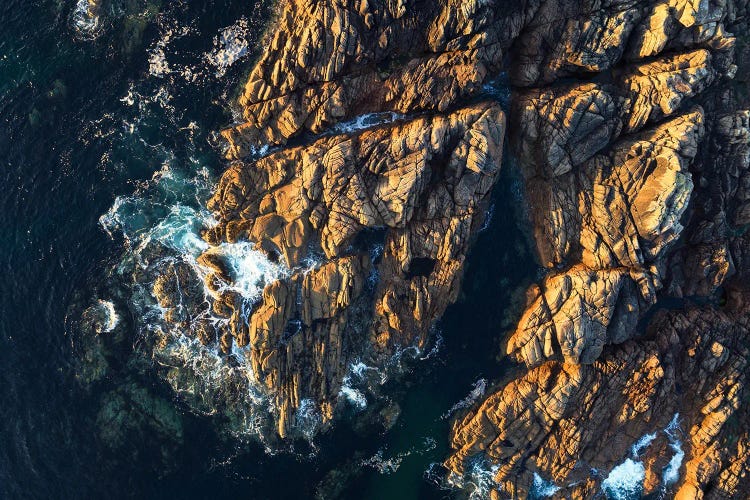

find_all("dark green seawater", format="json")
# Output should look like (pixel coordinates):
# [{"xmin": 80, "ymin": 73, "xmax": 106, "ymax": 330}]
[{"xmin": 0, "ymin": 1, "xmax": 537, "ymax": 498}]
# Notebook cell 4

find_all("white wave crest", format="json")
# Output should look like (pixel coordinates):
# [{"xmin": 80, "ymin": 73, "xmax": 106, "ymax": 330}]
[
  {"xmin": 601, "ymin": 458, "xmax": 645, "ymax": 499},
  {"xmin": 97, "ymin": 299, "xmax": 119, "ymax": 333}
]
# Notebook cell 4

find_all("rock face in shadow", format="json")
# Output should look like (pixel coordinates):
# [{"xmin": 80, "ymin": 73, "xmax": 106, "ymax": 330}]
[{"xmin": 148, "ymin": 0, "xmax": 750, "ymax": 493}]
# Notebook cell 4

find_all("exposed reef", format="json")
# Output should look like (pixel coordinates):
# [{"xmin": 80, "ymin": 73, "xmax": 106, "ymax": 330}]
[
  {"xmin": 145, "ymin": 0, "xmax": 750, "ymax": 496},
  {"xmin": 155, "ymin": 102, "xmax": 506, "ymax": 438}
]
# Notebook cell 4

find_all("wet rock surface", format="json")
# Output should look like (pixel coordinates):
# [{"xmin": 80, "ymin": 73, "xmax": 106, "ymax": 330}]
[{"xmin": 147, "ymin": 0, "xmax": 750, "ymax": 495}]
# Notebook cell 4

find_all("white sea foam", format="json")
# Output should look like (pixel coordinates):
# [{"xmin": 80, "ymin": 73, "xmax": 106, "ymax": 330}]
[
  {"xmin": 442, "ymin": 378, "xmax": 487, "ymax": 419},
  {"xmin": 71, "ymin": 0, "xmax": 101, "ymax": 39},
  {"xmin": 339, "ymin": 385, "xmax": 367, "ymax": 410},
  {"xmin": 100, "ymin": 163, "xmax": 290, "ymax": 444},
  {"xmin": 295, "ymin": 398, "xmax": 322, "ymax": 445},
  {"xmin": 203, "ymin": 241, "xmax": 289, "ymax": 303},
  {"xmin": 419, "ymin": 330, "xmax": 443, "ymax": 361},
  {"xmin": 97, "ymin": 299, "xmax": 120, "ymax": 333},
  {"xmin": 460, "ymin": 456, "xmax": 502, "ymax": 500},
  {"xmin": 145, "ymin": 205, "xmax": 212, "ymax": 256},
  {"xmin": 599, "ymin": 426, "xmax": 658, "ymax": 499},
  {"xmin": 149, "ymin": 48, "xmax": 171, "ymax": 77},
  {"xmin": 362, "ymin": 449, "xmax": 404, "ymax": 474},
  {"xmin": 206, "ymin": 18, "xmax": 250, "ymax": 77},
  {"xmin": 348, "ymin": 359, "xmax": 387, "ymax": 385},
  {"xmin": 83, "ymin": 299, "xmax": 121, "ymax": 334},
  {"xmin": 531, "ymin": 472, "xmax": 561, "ymax": 498},
  {"xmin": 438, "ymin": 455, "xmax": 503, "ymax": 500},
  {"xmin": 363, "ymin": 438, "xmax": 438, "ymax": 475},
  {"xmin": 328, "ymin": 112, "xmax": 405, "ymax": 135},
  {"xmin": 601, "ymin": 459, "xmax": 645, "ymax": 499},
  {"xmin": 338, "ymin": 360, "xmax": 381, "ymax": 410},
  {"xmin": 147, "ymin": 24, "xmax": 193, "ymax": 78},
  {"xmin": 662, "ymin": 413, "xmax": 684, "ymax": 487},
  {"xmin": 631, "ymin": 432, "xmax": 657, "ymax": 457}
]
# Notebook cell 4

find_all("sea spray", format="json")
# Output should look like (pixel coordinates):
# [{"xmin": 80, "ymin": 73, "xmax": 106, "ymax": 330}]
[
  {"xmin": 100, "ymin": 154, "xmax": 301, "ymax": 445},
  {"xmin": 362, "ymin": 438, "xmax": 438, "ymax": 475},
  {"xmin": 531, "ymin": 472, "xmax": 561, "ymax": 498},
  {"xmin": 601, "ymin": 427, "xmax": 657, "ymax": 499},
  {"xmin": 452, "ymin": 455, "xmax": 502, "ymax": 500},
  {"xmin": 600, "ymin": 421, "xmax": 679, "ymax": 499},
  {"xmin": 662, "ymin": 414, "xmax": 685, "ymax": 488},
  {"xmin": 631, "ymin": 432, "xmax": 657, "ymax": 457},
  {"xmin": 601, "ymin": 459, "xmax": 647, "ymax": 499}
]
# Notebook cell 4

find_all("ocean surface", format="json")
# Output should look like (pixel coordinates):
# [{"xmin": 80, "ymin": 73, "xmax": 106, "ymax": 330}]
[{"xmin": 0, "ymin": 1, "xmax": 539, "ymax": 498}]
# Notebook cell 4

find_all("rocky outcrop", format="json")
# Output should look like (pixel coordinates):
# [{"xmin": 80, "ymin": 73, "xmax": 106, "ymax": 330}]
[
  {"xmin": 155, "ymin": 103, "xmax": 506, "ymax": 438},
  {"xmin": 220, "ymin": 0, "xmax": 534, "ymax": 156},
  {"xmin": 145, "ymin": 0, "xmax": 749, "ymax": 493},
  {"xmin": 445, "ymin": 0, "xmax": 750, "ymax": 497},
  {"xmin": 507, "ymin": 109, "xmax": 704, "ymax": 367},
  {"xmin": 447, "ymin": 287, "xmax": 750, "ymax": 498}
]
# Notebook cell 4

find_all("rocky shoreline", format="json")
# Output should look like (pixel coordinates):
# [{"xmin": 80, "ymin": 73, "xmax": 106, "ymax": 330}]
[{"xmin": 151, "ymin": 0, "xmax": 750, "ymax": 497}]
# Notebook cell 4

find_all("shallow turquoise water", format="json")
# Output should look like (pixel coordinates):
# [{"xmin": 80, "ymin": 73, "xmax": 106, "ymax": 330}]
[{"xmin": 0, "ymin": 1, "xmax": 537, "ymax": 498}]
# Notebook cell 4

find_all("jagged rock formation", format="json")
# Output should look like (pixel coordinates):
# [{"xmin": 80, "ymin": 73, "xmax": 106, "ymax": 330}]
[
  {"xmin": 155, "ymin": 103, "xmax": 505, "ymax": 437},
  {"xmin": 220, "ymin": 0, "xmax": 535, "ymax": 156},
  {"xmin": 507, "ymin": 109, "xmax": 704, "ymax": 366},
  {"xmin": 447, "ymin": 284, "xmax": 750, "ymax": 499},
  {"xmin": 147, "ymin": 0, "xmax": 750, "ymax": 494},
  {"xmin": 443, "ymin": 0, "xmax": 750, "ymax": 497}
]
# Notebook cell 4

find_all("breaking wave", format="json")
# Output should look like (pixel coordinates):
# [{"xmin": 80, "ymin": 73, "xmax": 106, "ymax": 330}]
[
  {"xmin": 601, "ymin": 414, "xmax": 685, "ymax": 499},
  {"xmin": 531, "ymin": 472, "xmax": 561, "ymax": 498},
  {"xmin": 70, "ymin": 0, "xmax": 102, "ymax": 40}
]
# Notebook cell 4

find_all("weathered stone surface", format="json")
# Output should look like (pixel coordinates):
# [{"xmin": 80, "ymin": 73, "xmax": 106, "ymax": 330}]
[
  {"xmin": 443, "ymin": 1, "xmax": 750, "ymax": 497},
  {"xmin": 147, "ymin": 0, "xmax": 750, "ymax": 493},
  {"xmin": 448, "ymin": 290, "xmax": 750, "ymax": 498},
  {"xmin": 509, "ymin": 0, "xmax": 734, "ymax": 86},
  {"xmin": 221, "ymin": 0, "xmax": 526, "ymax": 155},
  {"xmin": 507, "ymin": 110, "xmax": 703, "ymax": 368},
  {"xmin": 158, "ymin": 103, "xmax": 506, "ymax": 437}
]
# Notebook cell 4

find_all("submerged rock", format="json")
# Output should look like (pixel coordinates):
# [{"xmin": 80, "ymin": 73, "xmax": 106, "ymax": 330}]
[{"xmin": 96, "ymin": 381, "xmax": 184, "ymax": 473}]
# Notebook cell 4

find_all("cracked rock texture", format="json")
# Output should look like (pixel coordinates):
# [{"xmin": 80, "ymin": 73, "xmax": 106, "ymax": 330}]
[
  {"xmin": 444, "ymin": 0, "xmax": 750, "ymax": 497},
  {"xmin": 157, "ymin": 103, "xmax": 505, "ymax": 438},
  {"xmin": 149, "ymin": 0, "xmax": 749, "ymax": 494}
]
